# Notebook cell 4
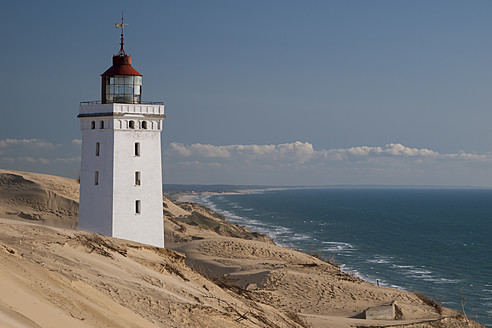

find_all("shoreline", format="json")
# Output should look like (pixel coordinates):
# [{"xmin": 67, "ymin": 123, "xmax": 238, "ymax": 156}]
[
  {"xmin": 173, "ymin": 191, "xmax": 379, "ymax": 283},
  {"xmin": 1, "ymin": 169, "xmax": 486, "ymax": 327},
  {"xmin": 171, "ymin": 189, "xmax": 490, "ymax": 327},
  {"xmin": 170, "ymin": 186, "xmax": 310, "ymax": 203}
]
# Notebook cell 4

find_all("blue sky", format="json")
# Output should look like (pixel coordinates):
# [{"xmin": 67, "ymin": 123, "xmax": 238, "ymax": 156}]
[{"xmin": 2, "ymin": 1, "xmax": 492, "ymax": 186}]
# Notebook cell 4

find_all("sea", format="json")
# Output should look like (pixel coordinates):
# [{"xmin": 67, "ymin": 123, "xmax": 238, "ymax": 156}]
[{"xmin": 193, "ymin": 188, "xmax": 492, "ymax": 327}]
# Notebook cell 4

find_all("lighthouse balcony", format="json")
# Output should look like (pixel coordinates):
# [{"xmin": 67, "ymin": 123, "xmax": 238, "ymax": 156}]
[{"xmin": 79, "ymin": 102, "xmax": 165, "ymax": 117}]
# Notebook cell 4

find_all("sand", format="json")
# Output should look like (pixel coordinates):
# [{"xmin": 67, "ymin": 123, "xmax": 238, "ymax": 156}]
[
  {"xmin": 0, "ymin": 169, "xmax": 485, "ymax": 328},
  {"xmin": 0, "ymin": 169, "xmax": 79, "ymax": 228}
]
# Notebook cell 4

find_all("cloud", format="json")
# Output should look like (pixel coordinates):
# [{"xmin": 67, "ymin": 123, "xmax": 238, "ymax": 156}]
[
  {"xmin": 56, "ymin": 157, "xmax": 80, "ymax": 163},
  {"xmin": 168, "ymin": 141, "xmax": 492, "ymax": 167},
  {"xmin": 0, "ymin": 138, "xmax": 82, "ymax": 178},
  {"xmin": 163, "ymin": 141, "xmax": 492, "ymax": 186},
  {"xmin": 169, "ymin": 141, "xmax": 315, "ymax": 164},
  {"xmin": 17, "ymin": 156, "xmax": 37, "ymax": 163},
  {"xmin": 0, "ymin": 138, "xmax": 54, "ymax": 149},
  {"xmin": 0, "ymin": 157, "xmax": 15, "ymax": 164},
  {"xmin": 321, "ymin": 143, "xmax": 441, "ymax": 161}
]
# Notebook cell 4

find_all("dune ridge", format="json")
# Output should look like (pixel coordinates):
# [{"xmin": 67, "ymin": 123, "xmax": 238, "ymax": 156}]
[{"xmin": 0, "ymin": 169, "xmax": 485, "ymax": 328}]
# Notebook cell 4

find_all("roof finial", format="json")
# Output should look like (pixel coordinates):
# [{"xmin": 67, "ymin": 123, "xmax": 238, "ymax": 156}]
[{"xmin": 115, "ymin": 11, "xmax": 128, "ymax": 56}]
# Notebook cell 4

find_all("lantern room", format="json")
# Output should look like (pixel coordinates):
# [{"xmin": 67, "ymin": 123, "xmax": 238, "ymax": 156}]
[
  {"xmin": 101, "ymin": 55, "xmax": 142, "ymax": 104},
  {"xmin": 101, "ymin": 17, "xmax": 142, "ymax": 104}
]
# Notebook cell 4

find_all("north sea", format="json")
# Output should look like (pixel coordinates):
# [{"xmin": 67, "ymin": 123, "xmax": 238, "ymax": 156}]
[{"xmin": 195, "ymin": 188, "xmax": 492, "ymax": 327}]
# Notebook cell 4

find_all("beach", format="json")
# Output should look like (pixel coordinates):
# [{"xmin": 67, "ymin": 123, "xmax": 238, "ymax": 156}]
[{"xmin": 0, "ymin": 169, "xmax": 485, "ymax": 328}]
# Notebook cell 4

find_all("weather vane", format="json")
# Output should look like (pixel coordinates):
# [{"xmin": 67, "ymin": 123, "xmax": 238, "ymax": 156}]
[{"xmin": 115, "ymin": 11, "xmax": 128, "ymax": 56}]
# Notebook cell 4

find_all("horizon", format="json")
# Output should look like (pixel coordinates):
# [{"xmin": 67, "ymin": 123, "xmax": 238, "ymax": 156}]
[
  {"xmin": 163, "ymin": 182, "xmax": 492, "ymax": 192},
  {"xmin": 2, "ymin": 1, "xmax": 492, "ymax": 186}
]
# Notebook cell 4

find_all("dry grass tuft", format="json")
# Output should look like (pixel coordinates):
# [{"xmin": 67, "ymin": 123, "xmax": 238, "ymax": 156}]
[
  {"xmin": 414, "ymin": 292, "xmax": 443, "ymax": 315},
  {"xmin": 73, "ymin": 234, "xmax": 127, "ymax": 259},
  {"xmin": 285, "ymin": 311, "xmax": 311, "ymax": 328}
]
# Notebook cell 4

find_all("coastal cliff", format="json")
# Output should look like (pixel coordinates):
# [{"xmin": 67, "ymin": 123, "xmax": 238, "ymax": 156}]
[{"xmin": 0, "ymin": 169, "xmax": 485, "ymax": 328}]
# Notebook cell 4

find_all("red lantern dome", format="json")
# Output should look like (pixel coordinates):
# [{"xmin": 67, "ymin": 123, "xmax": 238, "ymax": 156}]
[{"xmin": 101, "ymin": 16, "xmax": 142, "ymax": 104}]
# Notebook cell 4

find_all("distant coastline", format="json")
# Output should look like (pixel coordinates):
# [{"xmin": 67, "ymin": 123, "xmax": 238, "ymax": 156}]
[{"xmin": 165, "ymin": 183, "xmax": 492, "ymax": 203}]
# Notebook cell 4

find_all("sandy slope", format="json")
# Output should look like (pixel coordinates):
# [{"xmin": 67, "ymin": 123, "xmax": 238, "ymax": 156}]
[
  {"xmin": 0, "ymin": 169, "xmax": 485, "ymax": 328},
  {"xmin": 0, "ymin": 219, "xmax": 304, "ymax": 328},
  {"xmin": 0, "ymin": 169, "xmax": 79, "ymax": 228}
]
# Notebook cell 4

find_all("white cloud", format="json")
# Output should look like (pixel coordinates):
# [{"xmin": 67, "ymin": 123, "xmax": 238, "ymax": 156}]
[
  {"xmin": 189, "ymin": 143, "xmax": 231, "ymax": 158},
  {"xmin": 56, "ymin": 157, "xmax": 80, "ymax": 163},
  {"xmin": 0, "ymin": 138, "xmax": 54, "ymax": 149},
  {"xmin": 0, "ymin": 138, "xmax": 82, "ymax": 178},
  {"xmin": 168, "ymin": 141, "xmax": 492, "ymax": 168},
  {"xmin": 168, "ymin": 143, "xmax": 192, "ymax": 157},
  {"xmin": 17, "ymin": 156, "xmax": 37, "ymax": 163},
  {"xmin": 321, "ymin": 143, "xmax": 441, "ymax": 161},
  {"xmin": 169, "ymin": 141, "xmax": 316, "ymax": 164},
  {"xmin": 0, "ymin": 157, "xmax": 15, "ymax": 164}
]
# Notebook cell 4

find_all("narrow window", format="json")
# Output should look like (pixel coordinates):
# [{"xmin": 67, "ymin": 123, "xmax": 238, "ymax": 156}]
[
  {"xmin": 95, "ymin": 142, "xmax": 100, "ymax": 156},
  {"xmin": 135, "ymin": 171, "xmax": 141, "ymax": 186},
  {"xmin": 135, "ymin": 200, "xmax": 141, "ymax": 214},
  {"xmin": 91, "ymin": 121, "xmax": 95, "ymax": 129},
  {"xmin": 142, "ymin": 121, "xmax": 147, "ymax": 129},
  {"xmin": 135, "ymin": 142, "xmax": 140, "ymax": 156},
  {"xmin": 94, "ymin": 171, "xmax": 99, "ymax": 185},
  {"xmin": 129, "ymin": 120, "xmax": 135, "ymax": 129},
  {"xmin": 100, "ymin": 121, "xmax": 104, "ymax": 129}
]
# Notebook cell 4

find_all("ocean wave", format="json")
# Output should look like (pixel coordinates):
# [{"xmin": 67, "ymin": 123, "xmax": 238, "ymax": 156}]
[
  {"xmin": 366, "ymin": 255, "xmax": 393, "ymax": 264},
  {"xmin": 290, "ymin": 233, "xmax": 311, "ymax": 241},
  {"xmin": 392, "ymin": 264, "xmax": 414, "ymax": 269},
  {"xmin": 339, "ymin": 264, "xmax": 404, "ymax": 290},
  {"xmin": 366, "ymin": 259, "xmax": 389, "ymax": 264},
  {"xmin": 321, "ymin": 241, "xmax": 355, "ymax": 253},
  {"xmin": 408, "ymin": 269, "xmax": 433, "ymax": 275},
  {"xmin": 421, "ymin": 277, "xmax": 461, "ymax": 284},
  {"xmin": 196, "ymin": 194, "xmax": 313, "ymax": 249}
]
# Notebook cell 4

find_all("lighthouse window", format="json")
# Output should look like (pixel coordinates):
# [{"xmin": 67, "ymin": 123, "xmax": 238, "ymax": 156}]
[
  {"xmin": 135, "ymin": 142, "xmax": 140, "ymax": 156},
  {"xmin": 142, "ymin": 121, "xmax": 148, "ymax": 129},
  {"xmin": 135, "ymin": 200, "xmax": 141, "ymax": 214},
  {"xmin": 100, "ymin": 121, "xmax": 104, "ymax": 129},
  {"xmin": 95, "ymin": 142, "xmax": 100, "ymax": 156},
  {"xmin": 115, "ymin": 76, "xmax": 125, "ymax": 84},
  {"xmin": 104, "ymin": 74, "xmax": 142, "ymax": 104},
  {"xmin": 135, "ymin": 171, "xmax": 141, "ymax": 186},
  {"xmin": 91, "ymin": 121, "xmax": 95, "ymax": 129},
  {"xmin": 94, "ymin": 171, "xmax": 99, "ymax": 185},
  {"xmin": 129, "ymin": 120, "xmax": 135, "ymax": 129}
]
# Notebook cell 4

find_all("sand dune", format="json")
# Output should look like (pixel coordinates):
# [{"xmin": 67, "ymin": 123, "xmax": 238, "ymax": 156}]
[
  {"xmin": 0, "ymin": 169, "xmax": 79, "ymax": 228},
  {"xmin": 0, "ymin": 169, "xmax": 485, "ymax": 328}
]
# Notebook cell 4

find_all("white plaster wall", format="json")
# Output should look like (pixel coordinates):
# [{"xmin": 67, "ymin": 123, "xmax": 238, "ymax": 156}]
[
  {"xmin": 78, "ymin": 104, "xmax": 165, "ymax": 248},
  {"xmin": 112, "ymin": 124, "xmax": 164, "ymax": 247},
  {"xmin": 78, "ymin": 119, "xmax": 114, "ymax": 236}
]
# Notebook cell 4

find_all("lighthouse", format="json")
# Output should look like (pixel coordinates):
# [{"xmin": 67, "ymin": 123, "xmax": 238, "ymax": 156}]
[{"xmin": 77, "ymin": 18, "xmax": 165, "ymax": 247}]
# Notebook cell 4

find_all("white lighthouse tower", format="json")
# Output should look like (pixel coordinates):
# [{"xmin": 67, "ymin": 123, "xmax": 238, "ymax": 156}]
[{"xmin": 78, "ymin": 19, "xmax": 165, "ymax": 247}]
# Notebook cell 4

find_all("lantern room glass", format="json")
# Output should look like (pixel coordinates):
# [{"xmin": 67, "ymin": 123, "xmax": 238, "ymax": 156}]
[{"xmin": 104, "ymin": 75, "xmax": 142, "ymax": 104}]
